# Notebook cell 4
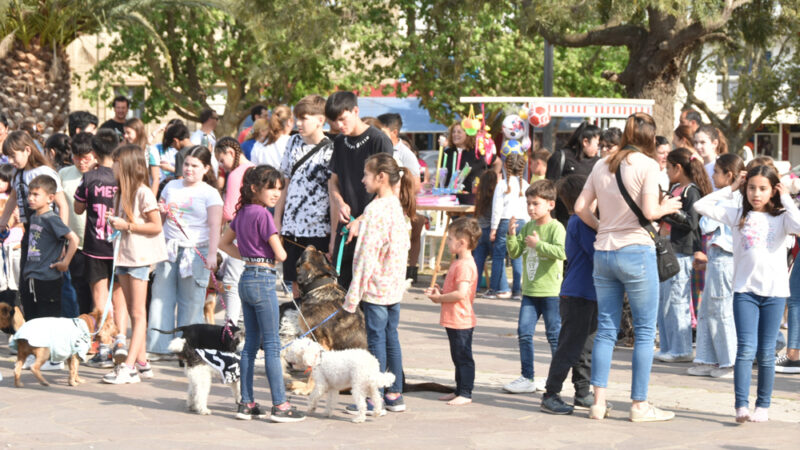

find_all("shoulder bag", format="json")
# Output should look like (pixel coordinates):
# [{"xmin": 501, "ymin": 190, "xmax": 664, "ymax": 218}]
[{"xmin": 290, "ymin": 137, "xmax": 331, "ymax": 177}]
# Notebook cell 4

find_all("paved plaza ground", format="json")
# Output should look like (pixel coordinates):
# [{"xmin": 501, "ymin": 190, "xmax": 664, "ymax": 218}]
[{"xmin": 1, "ymin": 281, "xmax": 798, "ymax": 448}]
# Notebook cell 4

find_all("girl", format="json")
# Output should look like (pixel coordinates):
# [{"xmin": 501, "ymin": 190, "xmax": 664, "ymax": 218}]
[
  {"xmin": 343, "ymin": 153, "xmax": 415, "ymax": 414},
  {"xmin": 0, "ymin": 131, "xmax": 69, "ymax": 320},
  {"xmin": 689, "ymin": 153, "xmax": 744, "ymax": 379},
  {"xmin": 694, "ymin": 164, "xmax": 800, "ymax": 423},
  {"xmin": 103, "ymin": 145, "xmax": 167, "ymax": 384},
  {"xmin": 489, "ymin": 153, "xmax": 528, "ymax": 299},
  {"xmin": 546, "ymin": 121, "xmax": 602, "ymax": 225},
  {"xmin": 124, "ymin": 118, "xmax": 161, "ymax": 195},
  {"xmin": 472, "ymin": 169, "xmax": 498, "ymax": 295},
  {"xmin": 251, "ymin": 105, "xmax": 293, "ymax": 168},
  {"xmin": 43, "ymin": 133, "xmax": 72, "ymax": 170},
  {"xmin": 218, "ymin": 165, "xmax": 305, "ymax": 422},
  {"xmin": 694, "ymin": 126, "xmax": 729, "ymax": 188},
  {"xmin": 656, "ymin": 148, "xmax": 711, "ymax": 362},
  {"xmin": 146, "ymin": 146, "xmax": 222, "ymax": 358},
  {"xmin": 214, "ymin": 137, "xmax": 254, "ymax": 324},
  {"xmin": 673, "ymin": 125, "xmax": 694, "ymax": 150}
]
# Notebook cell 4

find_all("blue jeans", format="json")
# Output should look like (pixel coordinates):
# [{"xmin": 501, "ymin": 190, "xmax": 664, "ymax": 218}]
[
  {"xmin": 238, "ymin": 267, "xmax": 286, "ymax": 405},
  {"xmin": 657, "ymin": 252, "xmax": 693, "ymax": 357},
  {"xmin": 787, "ymin": 252, "xmax": 800, "ymax": 350},
  {"xmin": 732, "ymin": 292, "xmax": 785, "ymax": 409},
  {"xmin": 60, "ymin": 270, "xmax": 79, "ymax": 318},
  {"xmin": 592, "ymin": 245, "xmax": 658, "ymax": 401},
  {"xmin": 446, "ymin": 327, "xmax": 475, "ymax": 398},
  {"xmin": 473, "ymin": 226, "xmax": 492, "ymax": 290},
  {"xmin": 518, "ymin": 296, "xmax": 560, "ymax": 379},
  {"xmin": 362, "ymin": 302, "xmax": 404, "ymax": 395},
  {"xmin": 147, "ymin": 247, "xmax": 210, "ymax": 354},
  {"xmin": 490, "ymin": 219, "xmax": 523, "ymax": 294},
  {"xmin": 695, "ymin": 246, "xmax": 736, "ymax": 367}
]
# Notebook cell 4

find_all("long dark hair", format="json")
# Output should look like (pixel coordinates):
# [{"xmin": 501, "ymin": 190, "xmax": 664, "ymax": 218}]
[
  {"xmin": 714, "ymin": 153, "xmax": 744, "ymax": 187},
  {"xmin": 666, "ymin": 148, "xmax": 712, "ymax": 195},
  {"xmin": 365, "ymin": 153, "xmax": 416, "ymax": 218},
  {"xmin": 738, "ymin": 164, "xmax": 783, "ymax": 229},
  {"xmin": 183, "ymin": 145, "xmax": 218, "ymax": 188},
  {"xmin": 236, "ymin": 165, "xmax": 283, "ymax": 212},
  {"xmin": 565, "ymin": 121, "xmax": 601, "ymax": 160},
  {"xmin": 474, "ymin": 169, "xmax": 498, "ymax": 219}
]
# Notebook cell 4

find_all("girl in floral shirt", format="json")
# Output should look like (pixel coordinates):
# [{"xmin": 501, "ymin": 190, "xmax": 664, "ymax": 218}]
[{"xmin": 343, "ymin": 153, "xmax": 415, "ymax": 414}]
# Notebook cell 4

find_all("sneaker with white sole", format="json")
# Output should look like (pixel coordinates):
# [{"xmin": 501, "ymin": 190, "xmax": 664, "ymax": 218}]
[
  {"xmin": 654, "ymin": 352, "xmax": 693, "ymax": 363},
  {"xmin": 112, "ymin": 337, "xmax": 129, "ymax": 365},
  {"xmin": 775, "ymin": 355, "xmax": 800, "ymax": 374},
  {"xmin": 40, "ymin": 361, "xmax": 64, "ymax": 371},
  {"xmin": 495, "ymin": 291, "xmax": 512, "ymax": 299},
  {"xmin": 87, "ymin": 346, "xmax": 114, "ymax": 368},
  {"xmin": 709, "ymin": 367, "xmax": 734, "ymax": 379},
  {"xmin": 687, "ymin": 364, "xmax": 715, "ymax": 377},
  {"xmin": 384, "ymin": 394, "xmax": 406, "ymax": 412},
  {"xmin": 22, "ymin": 354, "xmax": 35, "ymax": 370},
  {"xmin": 503, "ymin": 376, "xmax": 537, "ymax": 394},
  {"xmin": 270, "ymin": 404, "xmax": 306, "ymax": 423},
  {"xmin": 135, "ymin": 361, "xmax": 154, "ymax": 379},
  {"xmin": 101, "ymin": 363, "xmax": 140, "ymax": 384}
]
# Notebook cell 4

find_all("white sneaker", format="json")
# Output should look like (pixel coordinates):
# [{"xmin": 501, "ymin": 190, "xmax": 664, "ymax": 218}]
[
  {"xmin": 534, "ymin": 377, "xmax": 546, "ymax": 392},
  {"xmin": 101, "ymin": 363, "xmax": 141, "ymax": 385},
  {"xmin": 40, "ymin": 361, "xmax": 64, "ymax": 371},
  {"xmin": 22, "ymin": 354, "xmax": 35, "ymax": 370},
  {"xmin": 503, "ymin": 376, "xmax": 537, "ymax": 394},
  {"xmin": 710, "ymin": 367, "xmax": 734, "ymax": 379},
  {"xmin": 687, "ymin": 364, "xmax": 714, "ymax": 377}
]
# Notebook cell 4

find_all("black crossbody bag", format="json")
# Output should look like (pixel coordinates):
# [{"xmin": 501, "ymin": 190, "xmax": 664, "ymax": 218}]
[
  {"xmin": 290, "ymin": 138, "xmax": 330, "ymax": 177},
  {"xmin": 615, "ymin": 166, "xmax": 680, "ymax": 281}
]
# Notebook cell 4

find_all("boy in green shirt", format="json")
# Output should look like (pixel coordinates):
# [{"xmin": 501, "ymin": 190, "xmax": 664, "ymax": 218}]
[{"xmin": 502, "ymin": 179, "xmax": 566, "ymax": 394}]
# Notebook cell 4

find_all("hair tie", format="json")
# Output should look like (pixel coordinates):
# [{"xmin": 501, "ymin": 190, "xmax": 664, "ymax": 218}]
[
  {"xmin": 398, "ymin": 169, "xmax": 404, "ymax": 178},
  {"xmin": 690, "ymin": 154, "xmax": 698, "ymax": 161}
]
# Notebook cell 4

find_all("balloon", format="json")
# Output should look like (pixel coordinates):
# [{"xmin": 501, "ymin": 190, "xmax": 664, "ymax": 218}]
[
  {"xmin": 528, "ymin": 105, "xmax": 551, "ymax": 128},
  {"xmin": 501, "ymin": 114, "xmax": 525, "ymax": 140}
]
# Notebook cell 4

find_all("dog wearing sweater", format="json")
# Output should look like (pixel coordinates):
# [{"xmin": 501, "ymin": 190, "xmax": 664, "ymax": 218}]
[{"xmin": 285, "ymin": 338, "xmax": 396, "ymax": 423}]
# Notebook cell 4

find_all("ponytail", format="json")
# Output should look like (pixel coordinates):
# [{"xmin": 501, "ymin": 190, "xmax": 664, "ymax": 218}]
[
  {"xmin": 266, "ymin": 105, "xmax": 292, "ymax": 145},
  {"xmin": 667, "ymin": 147, "xmax": 712, "ymax": 195},
  {"xmin": 365, "ymin": 153, "xmax": 416, "ymax": 218}
]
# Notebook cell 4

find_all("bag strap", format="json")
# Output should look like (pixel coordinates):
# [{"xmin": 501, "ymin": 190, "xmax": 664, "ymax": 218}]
[
  {"xmin": 614, "ymin": 166, "xmax": 660, "ymax": 241},
  {"xmin": 291, "ymin": 137, "xmax": 330, "ymax": 177}
]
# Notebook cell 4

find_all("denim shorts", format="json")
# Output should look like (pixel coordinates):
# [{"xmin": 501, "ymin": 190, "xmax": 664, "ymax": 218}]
[{"xmin": 116, "ymin": 265, "xmax": 151, "ymax": 281}]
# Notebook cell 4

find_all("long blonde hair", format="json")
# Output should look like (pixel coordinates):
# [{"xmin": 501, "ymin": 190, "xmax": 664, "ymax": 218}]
[{"xmin": 112, "ymin": 144, "xmax": 150, "ymax": 222}]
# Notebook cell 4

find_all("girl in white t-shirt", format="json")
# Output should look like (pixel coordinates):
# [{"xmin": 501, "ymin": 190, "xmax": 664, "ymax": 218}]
[
  {"xmin": 147, "ymin": 146, "xmax": 222, "ymax": 357},
  {"xmin": 102, "ymin": 144, "xmax": 168, "ymax": 384},
  {"xmin": 695, "ymin": 164, "xmax": 800, "ymax": 423},
  {"xmin": 488, "ymin": 154, "xmax": 528, "ymax": 299}
]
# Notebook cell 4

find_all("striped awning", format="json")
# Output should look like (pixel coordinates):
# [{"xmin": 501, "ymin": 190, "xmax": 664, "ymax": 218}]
[{"xmin": 460, "ymin": 97, "xmax": 654, "ymax": 119}]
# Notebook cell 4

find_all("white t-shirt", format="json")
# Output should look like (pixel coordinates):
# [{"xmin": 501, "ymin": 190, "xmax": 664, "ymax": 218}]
[
  {"xmin": 393, "ymin": 140, "xmax": 420, "ymax": 178},
  {"xmin": 159, "ymin": 179, "xmax": 223, "ymax": 244},
  {"xmin": 251, "ymin": 134, "xmax": 290, "ymax": 168},
  {"xmin": 694, "ymin": 186, "xmax": 800, "ymax": 297},
  {"xmin": 491, "ymin": 175, "xmax": 530, "ymax": 230},
  {"xmin": 189, "ymin": 130, "xmax": 220, "ymax": 173},
  {"xmin": 58, "ymin": 165, "xmax": 86, "ymax": 249}
]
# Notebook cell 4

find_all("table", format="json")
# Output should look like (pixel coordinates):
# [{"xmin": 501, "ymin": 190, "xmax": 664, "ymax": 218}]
[{"xmin": 416, "ymin": 204, "xmax": 475, "ymax": 288}]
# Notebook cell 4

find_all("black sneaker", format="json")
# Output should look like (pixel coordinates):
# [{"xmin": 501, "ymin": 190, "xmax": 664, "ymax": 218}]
[
  {"xmin": 236, "ymin": 402, "xmax": 267, "ymax": 420},
  {"xmin": 775, "ymin": 355, "xmax": 800, "ymax": 374},
  {"xmin": 384, "ymin": 394, "xmax": 406, "ymax": 412},
  {"xmin": 541, "ymin": 394, "xmax": 574, "ymax": 415},
  {"xmin": 270, "ymin": 404, "xmax": 306, "ymax": 423},
  {"xmin": 573, "ymin": 392, "xmax": 594, "ymax": 410}
]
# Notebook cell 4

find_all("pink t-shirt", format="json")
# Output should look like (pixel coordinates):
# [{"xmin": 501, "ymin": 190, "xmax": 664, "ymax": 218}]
[
  {"xmin": 583, "ymin": 152, "xmax": 660, "ymax": 251},
  {"xmin": 222, "ymin": 161, "xmax": 255, "ymax": 222},
  {"xmin": 440, "ymin": 256, "xmax": 478, "ymax": 329}
]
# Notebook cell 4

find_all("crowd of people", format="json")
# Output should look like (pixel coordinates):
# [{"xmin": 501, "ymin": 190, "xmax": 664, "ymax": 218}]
[{"xmin": 1, "ymin": 91, "xmax": 797, "ymax": 424}]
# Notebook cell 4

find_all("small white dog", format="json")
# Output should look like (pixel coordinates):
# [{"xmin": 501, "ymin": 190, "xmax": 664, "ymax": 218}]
[{"xmin": 285, "ymin": 338, "xmax": 395, "ymax": 423}]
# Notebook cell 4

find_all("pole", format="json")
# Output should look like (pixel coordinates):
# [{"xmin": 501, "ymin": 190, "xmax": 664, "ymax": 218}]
[{"xmin": 542, "ymin": 40, "xmax": 554, "ymax": 151}]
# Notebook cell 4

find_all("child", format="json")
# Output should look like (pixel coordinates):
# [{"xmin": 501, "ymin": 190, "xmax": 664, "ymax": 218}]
[
  {"xmin": 529, "ymin": 149, "xmax": 550, "ymax": 183},
  {"xmin": 693, "ymin": 125, "xmax": 728, "ymax": 190},
  {"xmin": 489, "ymin": 153, "xmax": 529, "ymax": 299},
  {"xmin": 123, "ymin": 118, "xmax": 162, "ymax": 196},
  {"xmin": 343, "ymin": 152, "xmax": 415, "ymax": 414},
  {"xmin": 540, "ymin": 175, "xmax": 598, "ymax": 415},
  {"xmin": 655, "ymin": 148, "xmax": 712, "ymax": 363},
  {"xmin": 424, "ymin": 217, "xmax": 481, "ymax": 406},
  {"xmin": 22, "ymin": 175, "xmax": 79, "ymax": 319},
  {"xmin": 0, "ymin": 131, "xmax": 69, "ymax": 321},
  {"xmin": 218, "ymin": 165, "xmax": 305, "ymax": 423},
  {"xmin": 689, "ymin": 153, "xmax": 744, "ymax": 379},
  {"xmin": 102, "ymin": 145, "xmax": 167, "ymax": 384},
  {"xmin": 503, "ymin": 179, "xmax": 566, "ymax": 394},
  {"xmin": 694, "ymin": 164, "xmax": 800, "ymax": 423},
  {"xmin": 0, "ymin": 164, "xmax": 23, "ymax": 295},
  {"xmin": 75, "ymin": 129, "xmax": 128, "ymax": 368},
  {"xmin": 472, "ymin": 170, "xmax": 498, "ymax": 294}
]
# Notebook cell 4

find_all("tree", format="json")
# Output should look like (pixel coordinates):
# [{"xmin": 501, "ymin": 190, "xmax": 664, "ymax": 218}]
[
  {"xmin": 84, "ymin": 1, "xmax": 351, "ymax": 136},
  {"xmin": 682, "ymin": 0, "xmax": 800, "ymax": 155},
  {"xmin": 0, "ymin": 1, "xmax": 161, "ymax": 133},
  {"xmin": 346, "ymin": 0, "xmax": 627, "ymax": 128},
  {"xmin": 520, "ymin": 0, "xmax": 753, "ymax": 134}
]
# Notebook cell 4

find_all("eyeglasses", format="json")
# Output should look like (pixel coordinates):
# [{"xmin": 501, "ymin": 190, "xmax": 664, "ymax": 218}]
[{"xmin": 211, "ymin": 116, "xmax": 219, "ymax": 120}]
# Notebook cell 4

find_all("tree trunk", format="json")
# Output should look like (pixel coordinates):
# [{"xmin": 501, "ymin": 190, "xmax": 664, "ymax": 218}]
[
  {"xmin": 627, "ymin": 76, "xmax": 680, "ymax": 138},
  {"xmin": 0, "ymin": 39, "xmax": 71, "ymax": 135}
]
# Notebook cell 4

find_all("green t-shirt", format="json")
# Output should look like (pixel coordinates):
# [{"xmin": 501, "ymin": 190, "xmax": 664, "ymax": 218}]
[{"xmin": 506, "ymin": 219, "xmax": 566, "ymax": 297}]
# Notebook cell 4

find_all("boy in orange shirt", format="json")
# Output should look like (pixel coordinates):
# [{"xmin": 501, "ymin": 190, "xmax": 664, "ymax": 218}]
[{"xmin": 425, "ymin": 217, "xmax": 482, "ymax": 405}]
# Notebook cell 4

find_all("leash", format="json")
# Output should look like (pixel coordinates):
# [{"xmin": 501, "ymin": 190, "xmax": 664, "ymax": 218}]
[
  {"xmin": 335, "ymin": 215, "xmax": 357, "ymax": 275},
  {"xmin": 163, "ymin": 205, "xmax": 235, "ymax": 339},
  {"xmin": 93, "ymin": 229, "xmax": 121, "ymax": 336},
  {"xmin": 281, "ymin": 307, "xmax": 341, "ymax": 350}
]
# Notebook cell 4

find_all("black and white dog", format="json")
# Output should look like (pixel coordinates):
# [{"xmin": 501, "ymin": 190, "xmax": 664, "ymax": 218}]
[{"xmin": 155, "ymin": 324, "xmax": 244, "ymax": 415}]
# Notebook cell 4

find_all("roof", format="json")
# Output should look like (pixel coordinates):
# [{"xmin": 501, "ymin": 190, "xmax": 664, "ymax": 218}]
[{"xmin": 356, "ymin": 97, "xmax": 448, "ymax": 133}]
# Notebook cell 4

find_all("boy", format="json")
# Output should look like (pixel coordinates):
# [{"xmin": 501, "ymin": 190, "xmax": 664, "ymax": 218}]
[
  {"xmin": 325, "ymin": 91, "xmax": 393, "ymax": 289},
  {"xmin": 23, "ymin": 175, "xmax": 79, "ymax": 320},
  {"xmin": 74, "ymin": 129, "xmax": 126, "ymax": 368},
  {"xmin": 540, "ymin": 175, "xmax": 602, "ymax": 415},
  {"xmin": 530, "ymin": 149, "xmax": 551, "ymax": 183},
  {"xmin": 425, "ymin": 217, "xmax": 482, "ymax": 406},
  {"xmin": 503, "ymin": 179, "xmax": 566, "ymax": 394},
  {"xmin": 275, "ymin": 94, "xmax": 334, "ymax": 300}
]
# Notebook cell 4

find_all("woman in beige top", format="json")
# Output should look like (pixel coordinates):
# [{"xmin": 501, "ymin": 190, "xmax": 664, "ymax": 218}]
[{"xmin": 574, "ymin": 113, "xmax": 682, "ymax": 422}]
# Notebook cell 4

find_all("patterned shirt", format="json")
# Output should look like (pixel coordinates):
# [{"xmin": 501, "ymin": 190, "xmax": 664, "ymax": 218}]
[
  {"xmin": 279, "ymin": 134, "xmax": 333, "ymax": 238},
  {"xmin": 344, "ymin": 196, "xmax": 410, "ymax": 310}
]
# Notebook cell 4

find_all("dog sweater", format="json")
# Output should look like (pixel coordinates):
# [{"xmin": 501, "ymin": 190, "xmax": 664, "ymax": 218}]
[{"xmin": 9, "ymin": 317, "xmax": 91, "ymax": 363}]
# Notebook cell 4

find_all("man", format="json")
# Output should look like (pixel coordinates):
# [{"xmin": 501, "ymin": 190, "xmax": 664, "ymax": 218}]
[
  {"xmin": 377, "ymin": 113, "xmax": 420, "ymax": 178},
  {"xmin": 679, "ymin": 108, "xmax": 703, "ymax": 134},
  {"xmin": 190, "ymin": 109, "xmax": 220, "ymax": 173},
  {"xmin": 238, "ymin": 105, "xmax": 268, "ymax": 143},
  {"xmin": 67, "ymin": 111, "xmax": 99, "ymax": 137},
  {"xmin": 99, "ymin": 96, "xmax": 129, "ymax": 137}
]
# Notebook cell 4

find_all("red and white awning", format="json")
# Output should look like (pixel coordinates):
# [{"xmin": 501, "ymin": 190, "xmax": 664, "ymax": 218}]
[{"xmin": 459, "ymin": 96, "xmax": 654, "ymax": 119}]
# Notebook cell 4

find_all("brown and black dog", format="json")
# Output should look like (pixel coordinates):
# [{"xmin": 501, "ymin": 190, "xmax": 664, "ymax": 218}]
[{"xmin": 0, "ymin": 302, "xmax": 25, "ymax": 335}]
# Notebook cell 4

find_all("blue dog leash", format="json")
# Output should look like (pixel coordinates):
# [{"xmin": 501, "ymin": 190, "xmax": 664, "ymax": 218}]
[{"xmin": 281, "ymin": 307, "xmax": 342, "ymax": 351}]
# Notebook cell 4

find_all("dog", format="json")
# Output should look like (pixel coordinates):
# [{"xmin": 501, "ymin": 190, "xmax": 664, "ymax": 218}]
[
  {"xmin": 285, "ymin": 338, "xmax": 395, "ymax": 423},
  {"xmin": 156, "ymin": 323, "xmax": 244, "ymax": 415},
  {"xmin": 0, "ymin": 301, "xmax": 24, "ymax": 335},
  {"xmin": 11, "ymin": 309, "xmax": 117, "ymax": 387}
]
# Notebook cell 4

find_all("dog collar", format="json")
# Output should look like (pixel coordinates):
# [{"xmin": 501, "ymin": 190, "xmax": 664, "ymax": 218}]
[{"xmin": 299, "ymin": 277, "xmax": 337, "ymax": 296}]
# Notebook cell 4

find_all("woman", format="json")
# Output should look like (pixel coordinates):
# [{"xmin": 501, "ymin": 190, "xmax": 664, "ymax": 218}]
[
  {"xmin": 124, "ymin": 118, "xmax": 161, "ymax": 195},
  {"xmin": 442, "ymin": 122, "xmax": 497, "ymax": 199},
  {"xmin": 251, "ymin": 105, "xmax": 292, "ymax": 168},
  {"xmin": 546, "ymin": 121, "xmax": 602, "ymax": 226},
  {"xmin": 574, "ymin": 113, "xmax": 682, "ymax": 422}
]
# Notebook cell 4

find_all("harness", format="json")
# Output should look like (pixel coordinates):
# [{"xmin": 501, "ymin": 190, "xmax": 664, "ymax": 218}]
[{"xmin": 298, "ymin": 276, "xmax": 337, "ymax": 296}]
